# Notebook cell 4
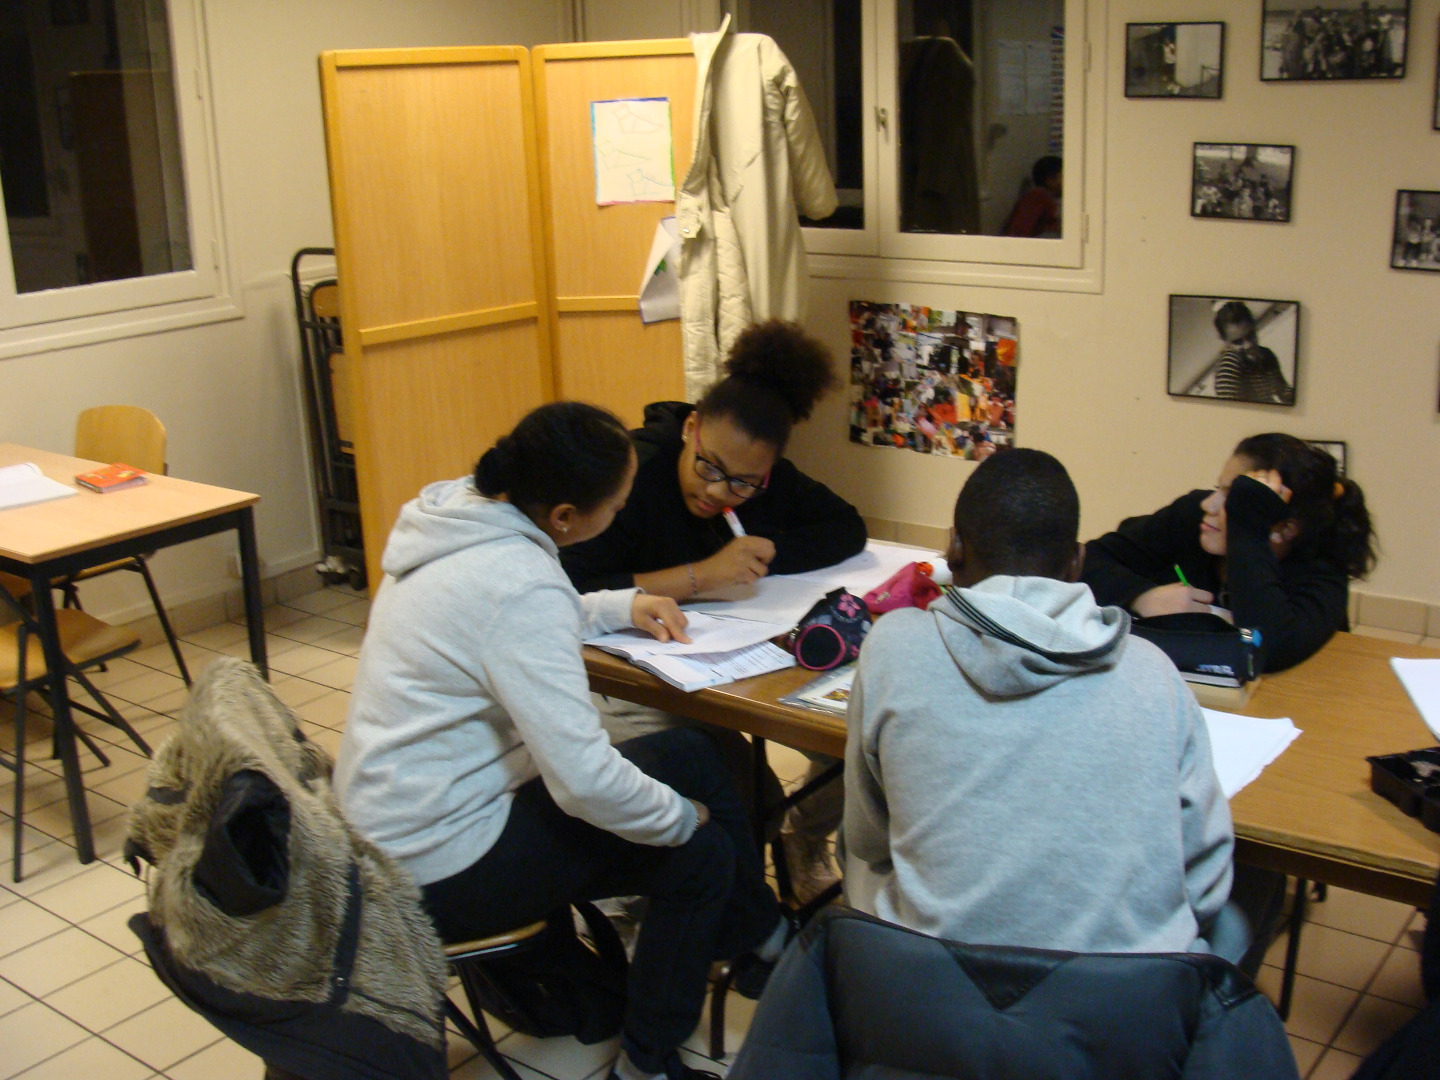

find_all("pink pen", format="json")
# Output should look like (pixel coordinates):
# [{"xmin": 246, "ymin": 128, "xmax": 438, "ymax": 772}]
[{"xmin": 723, "ymin": 509, "xmax": 746, "ymax": 538}]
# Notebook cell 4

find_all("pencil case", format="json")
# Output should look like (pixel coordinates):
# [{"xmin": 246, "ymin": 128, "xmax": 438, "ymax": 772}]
[
  {"xmin": 863, "ymin": 562, "xmax": 943, "ymax": 615},
  {"xmin": 1129, "ymin": 612, "xmax": 1261, "ymax": 683},
  {"xmin": 789, "ymin": 588, "xmax": 871, "ymax": 671},
  {"xmin": 1367, "ymin": 748, "xmax": 1440, "ymax": 832}
]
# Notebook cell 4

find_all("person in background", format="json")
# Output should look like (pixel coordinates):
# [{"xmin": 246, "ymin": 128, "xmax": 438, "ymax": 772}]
[
  {"xmin": 843, "ymin": 449, "xmax": 1238, "ymax": 957},
  {"xmin": 563, "ymin": 320, "xmax": 866, "ymax": 903},
  {"xmin": 1209, "ymin": 302, "xmax": 1295, "ymax": 405},
  {"xmin": 1081, "ymin": 433, "xmax": 1375, "ymax": 674},
  {"xmin": 335, "ymin": 402, "xmax": 786, "ymax": 1080},
  {"xmin": 1002, "ymin": 155, "xmax": 1063, "ymax": 238}
]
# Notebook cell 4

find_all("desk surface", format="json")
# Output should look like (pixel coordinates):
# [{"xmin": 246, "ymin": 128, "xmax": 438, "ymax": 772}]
[
  {"xmin": 586, "ymin": 631, "xmax": 1440, "ymax": 907},
  {"xmin": 0, "ymin": 443, "xmax": 258, "ymax": 564}
]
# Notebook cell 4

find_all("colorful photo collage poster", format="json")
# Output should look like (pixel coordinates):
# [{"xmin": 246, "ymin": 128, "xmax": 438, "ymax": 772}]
[{"xmin": 848, "ymin": 301, "xmax": 1018, "ymax": 460}]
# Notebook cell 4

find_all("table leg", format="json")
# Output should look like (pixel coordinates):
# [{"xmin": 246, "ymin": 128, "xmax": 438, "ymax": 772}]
[
  {"xmin": 28, "ymin": 568, "xmax": 94, "ymax": 864},
  {"xmin": 237, "ymin": 508, "xmax": 268, "ymax": 679}
]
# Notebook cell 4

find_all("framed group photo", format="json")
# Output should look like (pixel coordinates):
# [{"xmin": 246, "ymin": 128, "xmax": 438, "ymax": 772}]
[
  {"xmin": 1168, "ymin": 295, "xmax": 1299, "ymax": 407},
  {"xmin": 1391, "ymin": 190, "xmax": 1440, "ymax": 271},
  {"xmin": 1125, "ymin": 22, "xmax": 1225, "ymax": 98},
  {"xmin": 1261, "ymin": 0, "xmax": 1409, "ymax": 81},
  {"xmin": 1192, "ymin": 143, "xmax": 1294, "ymax": 222}
]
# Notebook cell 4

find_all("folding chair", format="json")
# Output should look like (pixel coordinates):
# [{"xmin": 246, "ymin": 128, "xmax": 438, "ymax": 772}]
[
  {"xmin": 60, "ymin": 405, "xmax": 191, "ymax": 685},
  {"xmin": 0, "ymin": 583, "xmax": 150, "ymax": 880}
]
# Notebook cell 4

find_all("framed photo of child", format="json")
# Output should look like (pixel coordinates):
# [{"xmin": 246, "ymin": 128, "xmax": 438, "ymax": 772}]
[
  {"xmin": 1192, "ymin": 143, "xmax": 1294, "ymax": 222},
  {"xmin": 1391, "ymin": 190, "xmax": 1440, "ymax": 272},
  {"xmin": 1261, "ymin": 1, "xmax": 1409, "ymax": 81},
  {"xmin": 1125, "ymin": 23, "xmax": 1225, "ymax": 98},
  {"xmin": 1167, "ymin": 295, "xmax": 1299, "ymax": 406}
]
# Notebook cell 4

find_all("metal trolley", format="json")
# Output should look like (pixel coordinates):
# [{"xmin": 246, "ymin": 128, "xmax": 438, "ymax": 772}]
[{"xmin": 291, "ymin": 248, "xmax": 366, "ymax": 590}]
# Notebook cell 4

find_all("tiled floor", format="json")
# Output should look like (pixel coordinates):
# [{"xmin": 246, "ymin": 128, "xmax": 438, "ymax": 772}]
[{"xmin": 0, "ymin": 586, "xmax": 1431, "ymax": 1079}]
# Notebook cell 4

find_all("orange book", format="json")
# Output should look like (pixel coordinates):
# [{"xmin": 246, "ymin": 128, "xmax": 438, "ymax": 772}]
[{"xmin": 75, "ymin": 462, "xmax": 148, "ymax": 493}]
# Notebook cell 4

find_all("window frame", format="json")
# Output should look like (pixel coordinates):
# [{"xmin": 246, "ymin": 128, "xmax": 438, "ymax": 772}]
[
  {"xmin": 0, "ymin": 0, "xmax": 239, "ymax": 361},
  {"xmin": 801, "ymin": 0, "xmax": 1105, "ymax": 293}
]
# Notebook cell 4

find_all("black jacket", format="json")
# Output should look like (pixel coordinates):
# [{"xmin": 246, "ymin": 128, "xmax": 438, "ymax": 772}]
[
  {"xmin": 562, "ymin": 402, "xmax": 867, "ymax": 593},
  {"xmin": 1081, "ymin": 475, "xmax": 1349, "ymax": 672},
  {"xmin": 728, "ymin": 906, "xmax": 1299, "ymax": 1080}
]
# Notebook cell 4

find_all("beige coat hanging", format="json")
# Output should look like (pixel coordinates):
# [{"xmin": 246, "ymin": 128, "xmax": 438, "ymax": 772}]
[{"xmin": 676, "ymin": 15, "xmax": 838, "ymax": 400}]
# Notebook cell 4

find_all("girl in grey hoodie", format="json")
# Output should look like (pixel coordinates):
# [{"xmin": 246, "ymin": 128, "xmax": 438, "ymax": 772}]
[{"xmin": 336, "ymin": 403, "xmax": 784, "ymax": 1080}]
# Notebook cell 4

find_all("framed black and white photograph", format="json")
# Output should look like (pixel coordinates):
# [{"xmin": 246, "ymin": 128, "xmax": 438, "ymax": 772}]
[
  {"xmin": 1168, "ymin": 295, "xmax": 1299, "ymax": 407},
  {"xmin": 1125, "ymin": 23, "xmax": 1225, "ymax": 98},
  {"xmin": 1434, "ymin": 25, "xmax": 1440, "ymax": 129},
  {"xmin": 1192, "ymin": 143, "xmax": 1294, "ymax": 222},
  {"xmin": 1262, "ymin": 0, "xmax": 1408, "ymax": 81},
  {"xmin": 1391, "ymin": 190, "xmax": 1440, "ymax": 271},
  {"xmin": 1307, "ymin": 440, "xmax": 1348, "ymax": 476}
]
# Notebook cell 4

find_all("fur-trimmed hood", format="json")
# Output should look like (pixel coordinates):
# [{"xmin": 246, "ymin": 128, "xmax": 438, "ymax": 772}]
[{"xmin": 126, "ymin": 658, "xmax": 449, "ymax": 1066}]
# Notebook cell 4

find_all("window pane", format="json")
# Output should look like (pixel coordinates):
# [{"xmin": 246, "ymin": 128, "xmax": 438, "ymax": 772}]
[
  {"xmin": 2, "ymin": 0, "xmax": 192, "ymax": 294},
  {"xmin": 731, "ymin": 0, "xmax": 864, "ymax": 229},
  {"xmin": 897, "ymin": 0, "xmax": 1064, "ymax": 237}
]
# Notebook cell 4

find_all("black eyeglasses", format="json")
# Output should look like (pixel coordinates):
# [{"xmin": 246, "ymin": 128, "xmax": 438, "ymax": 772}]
[{"xmin": 692, "ymin": 428, "xmax": 769, "ymax": 500}]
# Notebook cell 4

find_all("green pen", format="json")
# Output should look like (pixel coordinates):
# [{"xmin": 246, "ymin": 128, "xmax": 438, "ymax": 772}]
[{"xmin": 1174, "ymin": 564, "xmax": 1192, "ymax": 588}]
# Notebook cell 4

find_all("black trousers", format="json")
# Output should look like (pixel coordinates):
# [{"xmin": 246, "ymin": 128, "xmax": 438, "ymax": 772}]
[{"xmin": 421, "ymin": 728, "xmax": 780, "ymax": 1072}]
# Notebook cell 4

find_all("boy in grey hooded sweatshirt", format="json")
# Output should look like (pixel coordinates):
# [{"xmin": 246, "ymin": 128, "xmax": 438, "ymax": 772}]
[{"xmin": 843, "ymin": 449, "xmax": 1235, "ymax": 955}]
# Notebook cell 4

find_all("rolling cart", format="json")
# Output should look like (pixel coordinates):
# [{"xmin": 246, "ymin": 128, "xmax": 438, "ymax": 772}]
[{"xmin": 291, "ymin": 247, "xmax": 366, "ymax": 591}]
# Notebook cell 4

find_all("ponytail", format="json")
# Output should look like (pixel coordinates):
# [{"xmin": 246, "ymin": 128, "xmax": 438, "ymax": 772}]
[
  {"xmin": 695, "ymin": 320, "xmax": 838, "ymax": 450},
  {"xmin": 1233, "ymin": 433, "xmax": 1377, "ymax": 579},
  {"xmin": 474, "ymin": 402, "xmax": 632, "ymax": 514}
]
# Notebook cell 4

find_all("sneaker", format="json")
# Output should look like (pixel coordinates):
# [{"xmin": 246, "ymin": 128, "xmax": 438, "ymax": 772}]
[
  {"xmin": 727, "ymin": 911, "xmax": 799, "ymax": 1000},
  {"xmin": 781, "ymin": 829, "xmax": 841, "ymax": 905}
]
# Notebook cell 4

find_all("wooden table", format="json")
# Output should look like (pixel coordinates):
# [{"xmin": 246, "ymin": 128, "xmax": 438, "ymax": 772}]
[
  {"xmin": 0, "ymin": 444, "xmax": 265, "ymax": 864},
  {"xmin": 586, "ymin": 631, "xmax": 1440, "ymax": 908}
]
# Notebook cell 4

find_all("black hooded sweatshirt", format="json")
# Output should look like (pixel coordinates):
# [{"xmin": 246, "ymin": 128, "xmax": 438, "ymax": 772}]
[{"xmin": 561, "ymin": 402, "xmax": 867, "ymax": 593}]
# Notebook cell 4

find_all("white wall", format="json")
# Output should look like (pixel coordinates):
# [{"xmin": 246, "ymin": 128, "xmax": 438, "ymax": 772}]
[
  {"xmin": 0, "ymin": 0, "xmax": 568, "ymax": 620},
  {"xmin": 789, "ymin": 1, "xmax": 1440, "ymax": 605}
]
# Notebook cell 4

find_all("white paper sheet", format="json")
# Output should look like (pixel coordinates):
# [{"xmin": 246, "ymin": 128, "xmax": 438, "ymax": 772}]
[
  {"xmin": 634, "ymin": 641, "xmax": 796, "ymax": 693},
  {"xmin": 586, "ymin": 610, "xmax": 789, "ymax": 658},
  {"xmin": 638, "ymin": 216, "xmax": 680, "ymax": 323},
  {"xmin": 591, "ymin": 97, "xmax": 675, "ymax": 205},
  {"xmin": 0, "ymin": 462, "xmax": 77, "ymax": 511},
  {"xmin": 1391, "ymin": 658, "xmax": 1440, "ymax": 740},
  {"xmin": 1201, "ymin": 709, "xmax": 1302, "ymax": 799},
  {"xmin": 688, "ymin": 541, "xmax": 940, "ymax": 627}
]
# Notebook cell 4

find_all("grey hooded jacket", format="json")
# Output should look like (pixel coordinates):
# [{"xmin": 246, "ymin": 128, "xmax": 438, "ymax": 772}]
[{"xmin": 843, "ymin": 575, "xmax": 1234, "ymax": 954}]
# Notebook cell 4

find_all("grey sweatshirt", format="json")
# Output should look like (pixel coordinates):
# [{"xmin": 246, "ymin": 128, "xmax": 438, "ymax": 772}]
[
  {"xmin": 334, "ymin": 478, "xmax": 698, "ymax": 887},
  {"xmin": 843, "ymin": 575, "xmax": 1234, "ymax": 954}
]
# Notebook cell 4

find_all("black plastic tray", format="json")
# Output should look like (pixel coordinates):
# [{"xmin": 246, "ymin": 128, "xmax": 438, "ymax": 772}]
[{"xmin": 1368, "ymin": 748, "xmax": 1440, "ymax": 828}]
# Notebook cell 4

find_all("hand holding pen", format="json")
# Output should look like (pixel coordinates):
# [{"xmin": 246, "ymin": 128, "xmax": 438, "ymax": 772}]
[{"xmin": 1129, "ymin": 564, "xmax": 1216, "ymax": 618}]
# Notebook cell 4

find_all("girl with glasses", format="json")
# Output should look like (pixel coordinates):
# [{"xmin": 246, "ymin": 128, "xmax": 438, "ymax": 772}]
[{"xmin": 562, "ymin": 320, "xmax": 866, "ymax": 905}]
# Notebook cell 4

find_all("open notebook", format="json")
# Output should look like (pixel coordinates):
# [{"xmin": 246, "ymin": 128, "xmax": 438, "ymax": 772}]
[{"xmin": 0, "ymin": 462, "xmax": 77, "ymax": 511}]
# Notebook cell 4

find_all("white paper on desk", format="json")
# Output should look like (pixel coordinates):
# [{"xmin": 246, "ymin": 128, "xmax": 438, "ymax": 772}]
[
  {"xmin": 586, "ymin": 610, "xmax": 789, "ymax": 657},
  {"xmin": 0, "ymin": 462, "xmax": 77, "ymax": 511},
  {"xmin": 1201, "ymin": 708, "xmax": 1302, "ymax": 799},
  {"xmin": 638, "ymin": 216, "xmax": 680, "ymax": 324},
  {"xmin": 636, "ymin": 641, "xmax": 796, "ymax": 693},
  {"xmin": 688, "ymin": 541, "xmax": 941, "ymax": 627},
  {"xmin": 1391, "ymin": 658, "xmax": 1440, "ymax": 739}
]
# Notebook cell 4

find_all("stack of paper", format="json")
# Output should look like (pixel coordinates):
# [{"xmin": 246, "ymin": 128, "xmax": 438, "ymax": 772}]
[
  {"xmin": 1391, "ymin": 658, "xmax": 1440, "ymax": 740},
  {"xmin": 586, "ymin": 611, "xmax": 795, "ymax": 692},
  {"xmin": 1201, "ymin": 709, "xmax": 1302, "ymax": 799},
  {"xmin": 0, "ymin": 462, "xmax": 77, "ymax": 511}
]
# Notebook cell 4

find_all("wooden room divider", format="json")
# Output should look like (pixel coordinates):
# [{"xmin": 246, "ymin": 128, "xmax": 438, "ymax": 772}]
[
  {"xmin": 532, "ymin": 39, "xmax": 694, "ymax": 425},
  {"xmin": 319, "ymin": 40, "xmax": 694, "ymax": 591},
  {"xmin": 319, "ymin": 47, "xmax": 554, "ymax": 590}
]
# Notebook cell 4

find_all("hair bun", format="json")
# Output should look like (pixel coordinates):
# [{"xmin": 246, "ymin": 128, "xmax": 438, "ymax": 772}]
[
  {"xmin": 475, "ymin": 438, "xmax": 514, "ymax": 496},
  {"xmin": 722, "ymin": 320, "xmax": 837, "ymax": 422}
]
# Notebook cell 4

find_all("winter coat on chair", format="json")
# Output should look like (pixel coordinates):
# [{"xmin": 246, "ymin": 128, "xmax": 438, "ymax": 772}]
[
  {"xmin": 124, "ymin": 657, "xmax": 450, "ymax": 1080},
  {"xmin": 677, "ymin": 14, "xmax": 838, "ymax": 399},
  {"xmin": 728, "ymin": 906, "xmax": 1299, "ymax": 1080}
]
